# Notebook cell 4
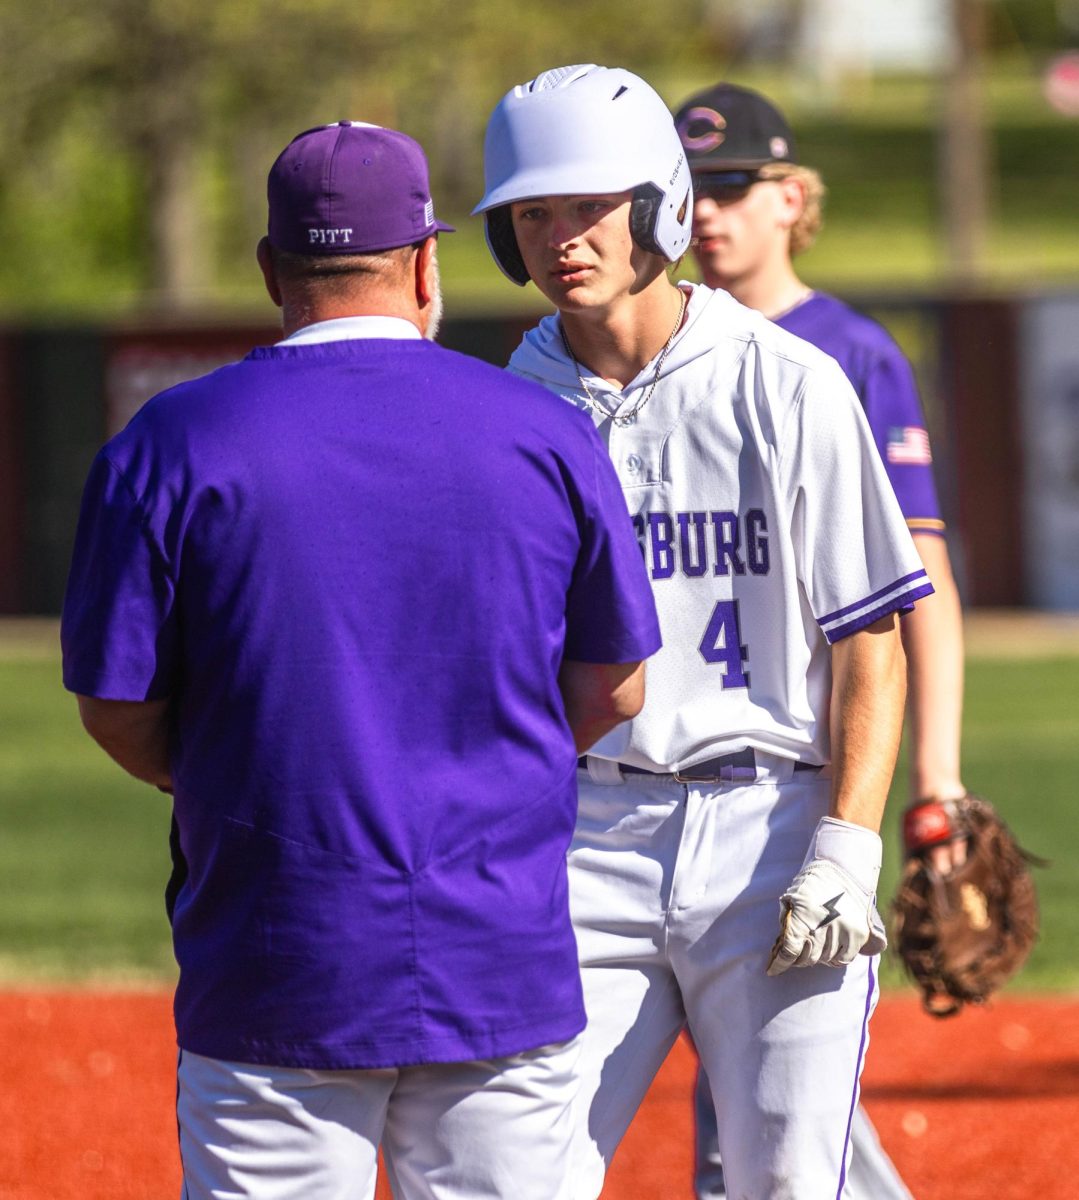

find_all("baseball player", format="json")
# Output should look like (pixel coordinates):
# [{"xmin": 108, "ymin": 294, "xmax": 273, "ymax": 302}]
[
  {"xmin": 473, "ymin": 64, "xmax": 934, "ymax": 1200},
  {"xmin": 61, "ymin": 121, "xmax": 662, "ymax": 1200},
  {"xmin": 674, "ymin": 82, "xmax": 970, "ymax": 1200}
]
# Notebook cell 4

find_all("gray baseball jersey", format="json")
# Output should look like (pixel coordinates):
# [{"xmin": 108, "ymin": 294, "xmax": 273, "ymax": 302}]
[{"xmin": 509, "ymin": 283, "xmax": 932, "ymax": 772}]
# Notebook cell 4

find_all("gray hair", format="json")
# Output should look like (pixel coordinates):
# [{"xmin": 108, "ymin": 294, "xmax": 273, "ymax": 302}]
[{"xmin": 268, "ymin": 242, "xmax": 417, "ymax": 294}]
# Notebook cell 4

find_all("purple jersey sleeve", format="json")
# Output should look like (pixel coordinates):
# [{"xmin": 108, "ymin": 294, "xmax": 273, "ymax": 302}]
[
  {"xmin": 61, "ymin": 449, "xmax": 178, "ymax": 701},
  {"xmin": 783, "ymin": 355, "xmax": 934, "ymax": 643},
  {"xmin": 778, "ymin": 293, "xmax": 944, "ymax": 536},
  {"xmin": 858, "ymin": 348, "xmax": 944, "ymax": 535}
]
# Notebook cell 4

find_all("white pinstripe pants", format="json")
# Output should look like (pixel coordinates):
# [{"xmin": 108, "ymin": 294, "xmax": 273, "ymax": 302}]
[{"xmin": 567, "ymin": 759, "xmax": 878, "ymax": 1200}]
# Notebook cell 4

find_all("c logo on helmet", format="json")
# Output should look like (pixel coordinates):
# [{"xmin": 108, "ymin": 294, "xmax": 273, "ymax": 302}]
[{"xmin": 677, "ymin": 106, "xmax": 726, "ymax": 152}]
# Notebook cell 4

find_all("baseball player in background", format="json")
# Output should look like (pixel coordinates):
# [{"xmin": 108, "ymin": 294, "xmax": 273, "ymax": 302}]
[
  {"xmin": 473, "ymin": 64, "xmax": 934, "ymax": 1199},
  {"xmin": 674, "ymin": 81, "xmax": 970, "ymax": 1200},
  {"xmin": 61, "ymin": 121, "xmax": 662, "ymax": 1200}
]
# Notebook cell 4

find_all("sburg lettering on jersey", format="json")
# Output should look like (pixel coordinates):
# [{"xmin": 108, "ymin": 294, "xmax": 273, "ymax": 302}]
[{"xmin": 631, "ymin": 509, "xmax": 770, "ymax": 581}]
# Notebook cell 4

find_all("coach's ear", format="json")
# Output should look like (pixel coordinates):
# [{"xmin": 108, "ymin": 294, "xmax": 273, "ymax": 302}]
[
  {"xmin": 414, "ymin": 235, "xmax": 438, "ymax": 308},
  {"xmin": 257, "ymin": 237, "xmax": 283, "ymax": 308}
]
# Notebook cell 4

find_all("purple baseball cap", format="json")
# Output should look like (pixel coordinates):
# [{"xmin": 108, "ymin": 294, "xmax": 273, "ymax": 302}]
[{"xmin": 267, "ymin": 121, "xmax": 454, "ymax": 256}]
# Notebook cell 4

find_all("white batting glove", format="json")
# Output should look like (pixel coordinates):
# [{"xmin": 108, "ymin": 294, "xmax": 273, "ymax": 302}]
[{"xmin": 766, "ymin": 816, "xmax": 887, "ymax": 976}]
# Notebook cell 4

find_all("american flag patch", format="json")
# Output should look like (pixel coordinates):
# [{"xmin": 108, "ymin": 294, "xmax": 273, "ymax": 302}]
[{"xmin": 887, "ymin": 426, "xmax": 932, "ymax": 465}]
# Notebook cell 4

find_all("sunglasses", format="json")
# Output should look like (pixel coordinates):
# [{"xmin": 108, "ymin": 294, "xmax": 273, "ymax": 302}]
[{"xmin": 692, "ymin": 170, "xmax": 769, "ymax": 203}]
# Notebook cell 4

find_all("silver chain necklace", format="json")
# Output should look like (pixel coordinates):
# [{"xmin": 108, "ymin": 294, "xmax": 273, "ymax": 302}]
[{"xmin": 559, "ymin": 288, "xmax": 687, "ymax": 428}]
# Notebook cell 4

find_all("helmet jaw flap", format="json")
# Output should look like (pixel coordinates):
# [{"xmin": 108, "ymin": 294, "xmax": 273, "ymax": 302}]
[
  {"xmin": 475, "ymin": 65, "xmax": 693, "ymax": 283},
  {"xmin": 629, "ymin": 181, "xmax": 691, "ymax": 259},
  {"xmin": 484, "ymin": 206, "xmax": 530, "ymax": 286}
]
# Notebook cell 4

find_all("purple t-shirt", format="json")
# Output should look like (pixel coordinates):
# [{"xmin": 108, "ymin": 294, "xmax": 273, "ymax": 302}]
[
  {"xmin": 61, "ymin": 336, "xmax": 660, "ymax": 1070},
  {"xmin": 778, "ymin": 293, "xmax": 944, "ymax": 535}
]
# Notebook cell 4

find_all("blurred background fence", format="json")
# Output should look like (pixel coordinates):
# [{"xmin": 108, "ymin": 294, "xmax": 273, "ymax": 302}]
[{"xmin": 2, "ymin": 293, "xmax": 1079, "ymax": 616}]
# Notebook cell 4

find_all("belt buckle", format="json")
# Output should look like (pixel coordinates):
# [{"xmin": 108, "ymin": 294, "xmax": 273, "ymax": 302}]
[
  {"xmin": 672, "ymin": 750, "xmax": 758, "ymax": 785},
  {"xmin": 673, "ymin": 766, "xmax": 722, "ymax": 784}
]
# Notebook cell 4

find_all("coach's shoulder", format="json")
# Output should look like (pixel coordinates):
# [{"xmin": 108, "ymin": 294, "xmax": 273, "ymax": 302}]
[
  {"xmin": 130, "ymin": 356, "xmax": 252, "ymax": 423},
  {"xmin": 431, "ymin": 337, "xmax": 594, "ymax": 425},
  {"xmin": 423, "ymin": 339, "xmax": 540, "ymax": 390}
]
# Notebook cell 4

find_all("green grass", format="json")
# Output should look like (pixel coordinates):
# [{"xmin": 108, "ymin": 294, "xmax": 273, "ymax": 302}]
[
  {"xmin": 2, "ymin": 625, "xmax": 1076, "ymax": 990},
  {"xmin": 0, "ymin": 638, "xmax": 176, "ymax": 983}
]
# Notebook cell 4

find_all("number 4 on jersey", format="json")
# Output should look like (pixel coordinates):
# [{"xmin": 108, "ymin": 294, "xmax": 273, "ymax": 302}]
[{"xmin": 699, "ymin": 599, "xmax": 750, "ymax": 688}]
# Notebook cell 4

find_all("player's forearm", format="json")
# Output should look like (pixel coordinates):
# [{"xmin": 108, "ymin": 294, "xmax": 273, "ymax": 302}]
[
  {"xmin": 828, "ymin": 614, "xmax": 907, "ymax": 832},
  {"xmin": 559, "ymin": 659, "xmax": 646, "ymax": 753},
  {"xmin": 77, "ymin": 695, "xmax": 173, "ymax": 791},
  {"xmin": 903, "ymin": 534, "xmax": 965, "ymax": 801}
]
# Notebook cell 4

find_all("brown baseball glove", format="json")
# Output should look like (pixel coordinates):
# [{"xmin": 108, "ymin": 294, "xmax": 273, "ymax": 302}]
[{"xmin": 891, "ymin": 794, "xmax": 1044, "ymax": 1017}]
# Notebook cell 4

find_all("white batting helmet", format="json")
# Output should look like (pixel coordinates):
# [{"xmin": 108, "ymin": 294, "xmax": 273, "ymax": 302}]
[{"xmin": 472, "ymin": 64, "xmax": 693, "ymax": 285}]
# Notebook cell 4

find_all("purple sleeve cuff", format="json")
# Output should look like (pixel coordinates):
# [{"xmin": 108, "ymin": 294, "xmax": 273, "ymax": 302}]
[{"xmin": 819, "ymin": 571, "xmax": 934, "ymax": 644}]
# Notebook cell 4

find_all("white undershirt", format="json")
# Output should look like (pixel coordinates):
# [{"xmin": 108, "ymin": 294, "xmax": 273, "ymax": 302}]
[{"xmin": 277, "ymin": 316, "xmax": 421, "ymax": 345}]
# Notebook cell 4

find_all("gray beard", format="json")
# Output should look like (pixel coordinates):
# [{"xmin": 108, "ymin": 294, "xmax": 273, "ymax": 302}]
[{"xmin": 425, "ymin": 257, "xmax": 444, "ymax": 342}]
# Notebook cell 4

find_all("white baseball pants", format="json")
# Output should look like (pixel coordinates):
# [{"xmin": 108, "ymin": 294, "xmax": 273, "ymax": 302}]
[
  {"xmin": 694, "ymin": 1069, "xmax": 914, "ymax": 1200},
  {"xmin": 177, "ymin": 1037, "xmax": 580, "ymax": 1199},
  {"xmin": 568, "ymin": 756, "xmax": 878, "ymax": 1200}
]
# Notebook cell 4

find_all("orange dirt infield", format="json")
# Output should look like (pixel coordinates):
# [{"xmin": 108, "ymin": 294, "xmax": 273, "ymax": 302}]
[{"xmin": 1, "ymin": 990, "xmax": 1075, "ymax": 1199}]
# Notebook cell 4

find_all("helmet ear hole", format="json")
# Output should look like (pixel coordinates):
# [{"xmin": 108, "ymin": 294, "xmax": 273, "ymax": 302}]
[
  {"xmin": 485, "ymin": 207, "xmax": 531, "ymax": 286},
  {"xmin": 630, "ymin": 184, "xmax": 664, "ymax": 257}
]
